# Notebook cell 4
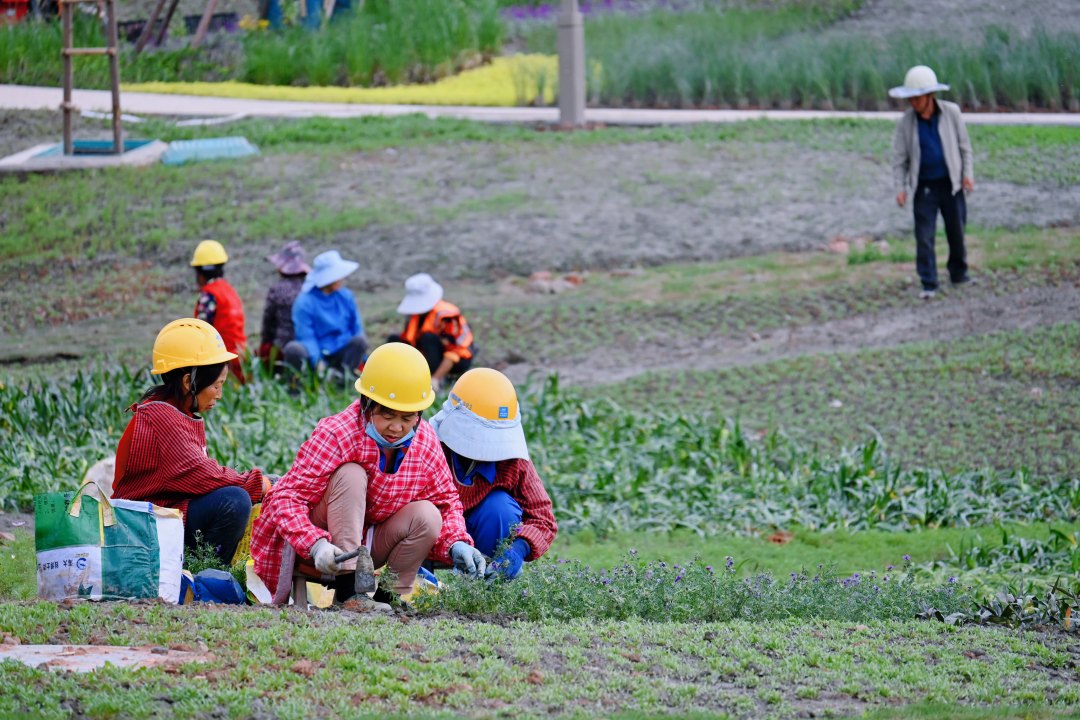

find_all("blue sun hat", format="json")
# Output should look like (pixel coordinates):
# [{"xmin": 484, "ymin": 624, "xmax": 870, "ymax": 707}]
[
  {"xmin": 303, "ymin": 250, "xmax": 359, "ymax": 292},
  {"xmin": 429, "ymin": 368, "xmax": 529, "ymax": 462}
]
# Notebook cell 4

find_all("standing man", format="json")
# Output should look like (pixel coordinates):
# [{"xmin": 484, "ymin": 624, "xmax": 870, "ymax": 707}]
[
  {"xmin": 191, "ymin": 240, "xmax": 247, "ymax": 382},
  {"xmin": 890, "ymin": 65, "xmax": 975, "ymax": 300}
]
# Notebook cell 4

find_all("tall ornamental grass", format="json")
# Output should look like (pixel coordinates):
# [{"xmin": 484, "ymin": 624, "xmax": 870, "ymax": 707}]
[
  {"xmin": 0, "ymin": 16, "xmax": 236, "ymax": 87},
  {"xmin": 2, "ymin": 367, "xmax": 1076, "ymax": 538},
  {"xmin": 244, "ymin": 0, "xmax": 504, "ymax": 87},
  {"xmin": 0, "ymin": 0, "xmax": 503, "ymax": 89},
  {"xmin": 521, "ymin": 8, "xmax": 1080, "ymax": 111}
]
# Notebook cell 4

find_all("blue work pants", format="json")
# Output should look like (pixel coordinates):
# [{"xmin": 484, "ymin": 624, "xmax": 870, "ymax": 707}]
[{"xmin": 465, "ymin": 489, "xmax": 522, "ymax": 558}]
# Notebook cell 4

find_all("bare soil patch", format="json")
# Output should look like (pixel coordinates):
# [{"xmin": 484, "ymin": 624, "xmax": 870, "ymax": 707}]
[{"xmin": 504, "ymin": 282, "xmax": 1080, "ymax": 386}]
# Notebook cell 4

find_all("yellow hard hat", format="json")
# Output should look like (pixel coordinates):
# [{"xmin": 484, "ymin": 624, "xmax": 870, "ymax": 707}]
[
  {"xmin": 152, "ymin": 318, "xmax": 238, "ymax": 375},
  {"xmin": 190, "ymin": 240, "xmax": 229, "ymax": 267},
  {"xmin": 354, "ymin": 343, "xmax": 435, "ymax": 413},
  {"xmin": 430, "ymin": 368, "xmax": 529, "ymax": 461},
  {"xmin": 448, "ymin": 368, "xmax": 518, "ymax": 421}
]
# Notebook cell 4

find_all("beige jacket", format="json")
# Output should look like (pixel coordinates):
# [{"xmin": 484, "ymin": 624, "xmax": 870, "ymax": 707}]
[{"xmin": 892, "ymin": 99, "xmax": 974, "ymax": 195}]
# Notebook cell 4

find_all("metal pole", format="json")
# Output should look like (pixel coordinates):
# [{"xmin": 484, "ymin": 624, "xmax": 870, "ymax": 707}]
[
  {"xmin": 61, "ymin": 0, "xmax": 73, "ymax": 155},
  {"xmin": 557, "ymin": 0, "xmax": 585, "ymax": 127}
]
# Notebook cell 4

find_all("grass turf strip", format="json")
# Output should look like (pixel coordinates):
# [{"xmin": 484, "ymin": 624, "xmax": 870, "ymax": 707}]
[{"xmin": 0, "ymin": 602, "xmax": 1077, "ymax": 719}]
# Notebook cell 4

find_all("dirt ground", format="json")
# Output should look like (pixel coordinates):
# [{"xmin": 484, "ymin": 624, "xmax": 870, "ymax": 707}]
[
  {"xmin": 837, "ymin": 0, "xmax": 1080, "ymax": 38},
  {"xmin": 503, "ymin": 282, "xmax": 1080, "ymax": 386}
]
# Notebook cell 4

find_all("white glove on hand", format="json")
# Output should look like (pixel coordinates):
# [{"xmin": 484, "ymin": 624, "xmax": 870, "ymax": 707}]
[
  {"xmin": 450, "ymin": 541, "xmax": 487, "ymax": 578},
  {"xmin": 310, "ymin": 538, "xmax": 343, "ymax": 576}
]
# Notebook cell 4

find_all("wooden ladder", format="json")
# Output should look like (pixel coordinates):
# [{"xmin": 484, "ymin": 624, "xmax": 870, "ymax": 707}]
[{"xmin": 60, "ymin": 0, "xmax": 122, "ymax": 155}]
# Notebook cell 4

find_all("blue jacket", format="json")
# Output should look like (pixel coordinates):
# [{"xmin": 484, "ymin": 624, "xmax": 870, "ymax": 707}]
[{"xmin": 292, "ymin": 287, "xmax": 363, "ymax": 365}]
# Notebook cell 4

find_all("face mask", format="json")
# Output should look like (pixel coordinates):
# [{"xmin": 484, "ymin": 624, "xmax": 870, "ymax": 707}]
[{"xmin": 365, "ymin": 421, "xmax": 415, "ymax": 450}]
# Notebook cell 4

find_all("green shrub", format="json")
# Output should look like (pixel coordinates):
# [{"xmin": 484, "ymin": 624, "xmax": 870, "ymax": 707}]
[{"xmin": 419, "ymin": 553, "xmax": 970, "ymax": 622}]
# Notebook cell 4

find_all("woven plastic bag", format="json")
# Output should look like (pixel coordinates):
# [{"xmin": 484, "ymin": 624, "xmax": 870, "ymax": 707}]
[{"xmin": 35, "ymin": 483, "xmax": 184, "ymax": 603}]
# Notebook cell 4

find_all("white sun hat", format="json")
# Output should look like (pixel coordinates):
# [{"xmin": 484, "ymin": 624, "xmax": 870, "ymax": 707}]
[
  {"xmin": 429, "ymin": 397, "xmax": 530, "ymax": 462},
  {"xmin": 396, "ymin": 273, "xmax": 444, "ymax": 315},
  {"xmin": 302, "ymin": 250, "xmax": 359, "ymax": 292},
  {"xmin": 888, "ymin": 65, "xmax": 950, "ymax": 99}
]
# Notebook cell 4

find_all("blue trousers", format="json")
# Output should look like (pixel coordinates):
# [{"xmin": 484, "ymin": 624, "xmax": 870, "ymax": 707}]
[
  {"xmin": 184, "ymin": 486, "xmax": 252, "ymax": 565},
  {"xmin": 913, "ymin": 178, "xmax": 968, "ymax": 291},
  {"xmin": 465, "ymin": 489, "xmax": 522, "ymax": 557}
]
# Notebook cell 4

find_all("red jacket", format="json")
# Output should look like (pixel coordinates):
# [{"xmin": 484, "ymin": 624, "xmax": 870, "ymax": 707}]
[
  {"xmin": 195, "ymin": 278, "xmax": 247, "ymax": 356},
  {"xmin": 112, "ymin": 400, "xmax": 264, "ymax": 517},
  {"xmin": 452, "ymin": 456, "xmax": 557, "ymax": 560},
  {"xmin": 251, "ymin": 401, "xmax": 471, "ymax": 592}
]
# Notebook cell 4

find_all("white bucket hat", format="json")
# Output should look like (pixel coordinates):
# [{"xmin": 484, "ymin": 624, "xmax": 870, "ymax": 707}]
[
  {"xmin": 888, "ymin": 65, "xmax": 950, "ymax": 99},
  {"xmin": 396, "ymin": 273, "xmax": 444, "ymax": 315},
  {"xmin": 429, "ymin": 397, "xmax": 530, "ymax": 462},
  {"xmin": 303, "ymin": 250, "xmax": 359, "ymax": 292}
]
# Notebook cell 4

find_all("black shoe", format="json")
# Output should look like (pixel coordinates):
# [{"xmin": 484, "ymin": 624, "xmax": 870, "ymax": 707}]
[{"xmin": 951, "ymin": 276, "xmax": 975, "ymax": 286}]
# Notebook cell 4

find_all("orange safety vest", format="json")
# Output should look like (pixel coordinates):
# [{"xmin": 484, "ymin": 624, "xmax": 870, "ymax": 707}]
[{"xmin": 400, "ymin": 299, "xmax": 473, "ymax": 362}]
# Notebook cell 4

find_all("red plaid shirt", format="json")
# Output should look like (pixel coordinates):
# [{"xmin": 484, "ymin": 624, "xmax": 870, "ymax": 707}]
[
  {"xmin": 112, "ymin": 401, "xmax": 264, "ymax": 517},
  {"xmin": 251, "ymin": 400, "xmax": 471, "ymax": 591},
  {"xmin": 452, "ymin": 456, "xmax": 558, "ymax": 560}
]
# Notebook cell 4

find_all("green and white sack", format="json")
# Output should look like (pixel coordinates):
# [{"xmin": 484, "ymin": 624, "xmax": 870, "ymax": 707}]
[{"xmin": 35, "ymin": 484, "xmax": 184, "ymax": 602}]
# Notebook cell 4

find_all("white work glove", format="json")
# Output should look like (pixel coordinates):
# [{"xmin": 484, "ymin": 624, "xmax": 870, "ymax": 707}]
[
  {"xmin": 449, "ymin": 541, "xmax": 487, "ymax": 578},
  {"xmin": 310, "ymin": 538, "xmax": 342, "ymax": 576}
]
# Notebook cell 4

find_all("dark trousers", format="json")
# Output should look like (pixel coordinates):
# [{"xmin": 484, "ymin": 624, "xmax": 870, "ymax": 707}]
[
  {"xmin": 913, "ymin": 178, "xmax": 968, "ymax": 291},
  {"xmin": 282, "ymin": 335, "xmax": 367, "ymax": 375},
  {"xmin": 388, "ymin": 332, "xmax": 473, "ymax": 376},
  {"xmin": 184, "ymin": 486, "xmax": 252, "ymax": 565}
]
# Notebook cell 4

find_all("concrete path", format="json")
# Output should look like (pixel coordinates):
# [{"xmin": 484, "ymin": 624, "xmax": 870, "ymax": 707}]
[{"xmin": 4, "ymin": 84, "xmax": 1080, "ymax": 126}]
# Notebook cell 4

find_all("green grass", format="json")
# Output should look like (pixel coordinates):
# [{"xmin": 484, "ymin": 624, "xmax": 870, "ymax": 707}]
[
  {"xmin": 1, "ymin": 116, "xmax": 1073, "ymax": 271},
  {"xmin": 0, "ymin": 602, "xmax": 1076, "ymax": 718},
  {"xmin": 551, "ymin": 523, "xmax": 1074, "ymax": 580}
]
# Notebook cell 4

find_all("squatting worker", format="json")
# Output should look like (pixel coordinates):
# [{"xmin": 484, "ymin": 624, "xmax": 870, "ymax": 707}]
[
  {"xmin": 250, "ymin": 343, "xmax": 488, "ymax": 607},
  {"xmin": 430, "ymin": 368, "xmax": 557, "ymax": 580},
  {"xmin": 191, "ymin": 240, "xmax": 248, "ymax": 382},
  {"xmin": 112, "ymin": 318, "xmax": 269, "ymax": 565},
  {"xmin": 283, "ymin": 250, "xmax": 368, "ymax": 381},
  {"xmin": 390, "ymin": 273, "xmax": 474, "ymax": 391},
  {"xmin": 259, "ymin": 241, "xmax": 311, "ymax": 367},
  {"xmin": 890, "ymin": 65, "xmax": 975, "ymax": 300}
]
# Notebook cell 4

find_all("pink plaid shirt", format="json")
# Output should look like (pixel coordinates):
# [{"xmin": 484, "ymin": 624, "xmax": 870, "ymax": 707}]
[{"xmin": 251, "ymin": 399, "xmax": 471, "ymax": 591}]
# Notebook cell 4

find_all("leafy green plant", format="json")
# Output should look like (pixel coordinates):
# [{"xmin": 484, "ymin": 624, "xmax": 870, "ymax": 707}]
[
  {"xmin": 418, "ymin": 552, "xmax": 970, "ymax": 622},
  {"xmin": 183, "ymin": 531, "xmax": 246, "ymax": 589}
]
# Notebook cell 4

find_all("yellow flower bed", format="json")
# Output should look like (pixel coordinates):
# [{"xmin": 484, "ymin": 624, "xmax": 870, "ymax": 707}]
[{"xmin": 124, "ymin": 55, "xmax": 558, "ymax": 107}]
